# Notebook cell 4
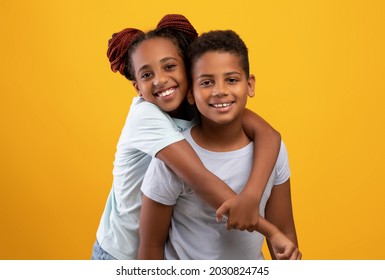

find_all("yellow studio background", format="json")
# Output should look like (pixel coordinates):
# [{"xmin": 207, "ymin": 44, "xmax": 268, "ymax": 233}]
[{"xmin": 1, "ymin": 0, "xmax": 384, "ymax": 260}]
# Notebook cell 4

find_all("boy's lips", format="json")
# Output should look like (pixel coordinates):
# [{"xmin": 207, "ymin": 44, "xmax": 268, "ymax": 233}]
[
  {"xmin": 155, "ymin": 87, "xmax": 177, "ymax": 98},
  {"xmin": 210, "ymin": 102, "xmax": 234, "ymax": 108}
]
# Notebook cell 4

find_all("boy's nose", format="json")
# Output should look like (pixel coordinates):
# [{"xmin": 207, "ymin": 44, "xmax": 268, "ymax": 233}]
[{"xmin": 213, "ymin": 83, "xmax": 229, "ymax": 97}]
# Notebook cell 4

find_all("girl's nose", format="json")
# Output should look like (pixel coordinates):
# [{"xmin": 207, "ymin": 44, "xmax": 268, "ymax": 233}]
[{"xmin": 154, "ymin": 72, "xmax": 168, "ymax": 87}]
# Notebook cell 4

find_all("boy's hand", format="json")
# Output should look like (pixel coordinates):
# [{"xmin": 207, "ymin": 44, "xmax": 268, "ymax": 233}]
[
  {"xmin": 268, "ymin": 231, "xmax": 302, "ymax": 260},
  {"xmin": 216, "ymin": 192, "xmax": 260, "ymax": 232}
]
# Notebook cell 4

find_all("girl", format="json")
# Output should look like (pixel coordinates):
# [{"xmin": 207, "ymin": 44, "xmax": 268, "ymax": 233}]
[{"xmin": 92, "ymin": 14, "xmax": 281, "ymax": 260}]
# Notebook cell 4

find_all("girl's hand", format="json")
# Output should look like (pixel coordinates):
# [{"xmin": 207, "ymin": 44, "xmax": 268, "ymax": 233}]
[{"xmin": 216, "ymin": 191, "xmax": 260, "ymax": 232}]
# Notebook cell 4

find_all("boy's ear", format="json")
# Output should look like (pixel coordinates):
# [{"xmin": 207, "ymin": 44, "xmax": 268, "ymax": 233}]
[
  {"xmin": 247, "ymin": 74, "xmax": 256, "ymax": 98},
  {"xmin": 187, "ymin": 88, "xmax": 195, "ymax": 105},
  {"xmin": 132, "ymin": 81, "xmax": 142, "ymax": 96}
]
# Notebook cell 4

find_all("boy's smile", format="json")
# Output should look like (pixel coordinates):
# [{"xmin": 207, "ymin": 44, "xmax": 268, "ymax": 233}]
[{"xmin": 191, "ymin": 51, "xmax": 255, "ymax": 125}]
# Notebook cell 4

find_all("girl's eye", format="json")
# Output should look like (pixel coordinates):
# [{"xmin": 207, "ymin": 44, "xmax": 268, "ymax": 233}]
[
  {"xmin": 165, "ymin": 64, "xmax": 176, "ymax": 70},
  {"xmin": 141, "ymin": 72, "xmax": 152, "ymax": 79}
]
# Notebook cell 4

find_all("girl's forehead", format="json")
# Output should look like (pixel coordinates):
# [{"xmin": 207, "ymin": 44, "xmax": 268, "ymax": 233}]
[
  {"xmin": 131, "ymin": 37, "xmax": 184, "ymax": 69},
  {"xmin": 137, "ymin": 37, "xmax": 179, "ymax": 53},
  {"xmin": 132, "ymin": 37, "xmax": 181, "ymax": 61}
]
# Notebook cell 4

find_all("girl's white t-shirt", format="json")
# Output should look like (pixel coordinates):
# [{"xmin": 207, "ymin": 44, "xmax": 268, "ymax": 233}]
[{"xmin": 96, "ymin": 97, "xmax": 197, "ymax": 259}]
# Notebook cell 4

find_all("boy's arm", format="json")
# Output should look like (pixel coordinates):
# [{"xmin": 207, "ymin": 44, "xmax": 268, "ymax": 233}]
[
  {"xmin": 265, "ymin": 179, "xmax": 301, "ymax": 260},
  {"xmin": 138, "ymin": 195, "xmax": 173, "ymax": 259},
  {"xmin": 217, "ymin": 109, "xmax": 281, "ymax": 231},
  {"xmin": 257, "ymin": 216, "xmax": 301, "ymax": 260}
]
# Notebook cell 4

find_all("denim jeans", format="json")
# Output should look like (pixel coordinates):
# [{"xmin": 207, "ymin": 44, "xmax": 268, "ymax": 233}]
[{"xmin": 91, "ymin": 240, "xmax": 117, "ymax": 260}]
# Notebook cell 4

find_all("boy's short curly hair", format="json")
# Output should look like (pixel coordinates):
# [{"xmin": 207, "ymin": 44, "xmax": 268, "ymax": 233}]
[{"xmin": 188, "ymin": 30, "xmax": 250, "ymax": 78}]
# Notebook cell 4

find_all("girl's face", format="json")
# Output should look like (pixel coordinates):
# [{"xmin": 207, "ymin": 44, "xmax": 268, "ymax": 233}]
[{"xmin": 131, "ymin": 37, "xmax": 189, "ymax": 116}]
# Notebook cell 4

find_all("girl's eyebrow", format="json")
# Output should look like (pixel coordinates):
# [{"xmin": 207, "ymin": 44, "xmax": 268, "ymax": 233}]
[
  {"xmin": 160, "ymin": 57, "xmax": 179, "ymax": 63},
  {"xmin": 137, "ymin": 57, "xmax": 180, "ymax": 74},
  {"xmin": 137, "ymin": 64, "xmax": 151, "ymax": 74}
]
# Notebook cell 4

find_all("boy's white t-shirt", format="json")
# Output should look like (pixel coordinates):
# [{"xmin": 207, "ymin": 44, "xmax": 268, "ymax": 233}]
[
  {"xmin": 141, "ymin": 128, "xmax": 291, "ymax": 260},
  {"xmin": 96, "ymin": 97, "xmax": 197, "ymax": 259}
]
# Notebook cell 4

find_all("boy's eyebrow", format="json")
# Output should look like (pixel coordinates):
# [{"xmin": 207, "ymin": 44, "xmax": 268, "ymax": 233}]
[
  {"xmin": 196, "ymin": 74, "xmax": 214, "ymax": 79},
  {"xmin": 196, "ymin": 71, "xmax": 242, "ymax": 79}
]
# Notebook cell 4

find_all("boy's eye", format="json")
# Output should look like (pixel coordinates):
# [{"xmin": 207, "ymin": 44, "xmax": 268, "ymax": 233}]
[
  {"xmin": 200, "ymin": 80, "xmax": 214, "ymax": 87},
  {"xmin": 227, "ymin": 78, "xmax": 238, "ymax": 84}
]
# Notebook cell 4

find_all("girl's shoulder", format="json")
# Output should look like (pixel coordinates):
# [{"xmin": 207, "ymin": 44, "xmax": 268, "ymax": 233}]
[{"xmin": 129, "ymin": 97, "xmax": 170, "ymax": 119}]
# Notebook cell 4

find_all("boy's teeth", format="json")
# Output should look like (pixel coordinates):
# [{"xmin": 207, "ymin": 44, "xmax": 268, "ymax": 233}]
[
  {"xmin": 213, "ymin": 103, "xmax": 231, "ymax": 108},
  {"xmin": 158, "ymin": 88, "xmax": 175, "ymax": 97}
]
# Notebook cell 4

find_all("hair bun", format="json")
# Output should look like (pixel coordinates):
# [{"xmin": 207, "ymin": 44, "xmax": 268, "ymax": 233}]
[
  {"xmin": 157, "ymin": 14, "xmax": 198, "ymax": 40},
  {"xmin": 107, "ymin": 28, "xmax": 144, "ymax": 75}
]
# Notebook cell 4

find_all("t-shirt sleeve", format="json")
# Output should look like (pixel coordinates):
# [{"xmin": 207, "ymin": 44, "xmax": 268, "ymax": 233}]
[
  {"xmin": 274, "ymin": 141, "xmax": 291, "ymax": 185},
  {"xmin": 141, "ymin": 158, "xmax": 183, "ymax": 206},
  {"xmin": 128, "ymin": 101, "xmax": 185, "ymax": 157}
]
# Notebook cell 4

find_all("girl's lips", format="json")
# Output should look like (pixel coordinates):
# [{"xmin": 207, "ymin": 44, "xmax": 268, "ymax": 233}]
[{"xmin": 155, "ymin": 87, "xmax": 176, "ymax": 97}]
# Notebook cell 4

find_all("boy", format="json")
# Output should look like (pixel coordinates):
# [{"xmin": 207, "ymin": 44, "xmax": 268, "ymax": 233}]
[{"xmin": 138, "ymin": 30, "xmax": 300, "ymax": 260}]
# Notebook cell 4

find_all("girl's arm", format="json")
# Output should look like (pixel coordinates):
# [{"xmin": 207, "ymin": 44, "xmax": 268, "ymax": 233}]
[
  {"xmin": 137, "ymin": 195, "xmax": 173, "ymax": 259},
  {"xmin": 157, "ymin": 110, "xmax": 280, "ymax": 231},
  {"xmin": 216, "ymin": 109, "xmax": 281, "ymax": 231},
  {"xmin": 156, "ymin": 139, "xmax": 235, "ymax": 209},
  {"xmin": 265, "ymin": 179, "xmax": 301, "ymax": 260}
]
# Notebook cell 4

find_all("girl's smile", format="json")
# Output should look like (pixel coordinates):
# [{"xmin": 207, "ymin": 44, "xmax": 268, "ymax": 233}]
[{"xmin": 131, "ymin": 38, "xmax": 189, "ymax": 117}]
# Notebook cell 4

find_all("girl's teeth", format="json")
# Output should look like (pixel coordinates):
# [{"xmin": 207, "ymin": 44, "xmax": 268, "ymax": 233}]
[{"xmin": 158, "ymin": 88, "xmax": 175, "ymax": 97}]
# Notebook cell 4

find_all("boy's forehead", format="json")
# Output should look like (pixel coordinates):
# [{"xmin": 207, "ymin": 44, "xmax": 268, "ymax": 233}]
[{"xmin": 193, "ymin": 51, "xmax": 244, "ymax": 75}]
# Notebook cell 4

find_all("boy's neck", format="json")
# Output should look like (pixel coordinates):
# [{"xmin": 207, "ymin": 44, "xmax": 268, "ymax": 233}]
[
  {"xmin": 168, "ymin": 99, "xmax": 195, "ymax": 121},
  {"xmin": 191, "ymin": 117, "xmax": 250, "ymax": 152}
]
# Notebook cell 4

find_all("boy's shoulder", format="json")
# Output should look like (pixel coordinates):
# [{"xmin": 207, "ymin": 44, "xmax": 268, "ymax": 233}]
[{"xmin": 274, "ymin": 140, "xmax": 291, "ymax": 185}]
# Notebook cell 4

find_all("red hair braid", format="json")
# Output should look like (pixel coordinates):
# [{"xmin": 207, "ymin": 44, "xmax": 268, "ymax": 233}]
[
  {"xmin": 107, "ymin": 28, "xmax": 144, "ymax": 75},
  {"xmin": 157, "ymin": 14, "xmax": 198, "ymax": 40}
]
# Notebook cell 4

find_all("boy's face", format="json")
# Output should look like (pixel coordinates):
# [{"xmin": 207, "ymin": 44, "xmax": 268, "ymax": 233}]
[
  {"xmin": 190, "ymin": 51, "xmax": 255, "ymax": 125},
  {"xmin": 131, "ymin": 37, "xmax": 189, "ymax": 115}
]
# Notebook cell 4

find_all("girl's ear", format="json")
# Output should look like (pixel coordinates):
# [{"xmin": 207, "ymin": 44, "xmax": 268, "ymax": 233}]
[
  {"xmin": 247, "ymin": 74, "xmax": 256, "ymax": 98},
  {"xmin": 187, "ymin": 88, "xmax": 195, "ymax": 105},
  {"xmin": 132, "ymin": 81, "xmax": 142, "ymax": 96}
]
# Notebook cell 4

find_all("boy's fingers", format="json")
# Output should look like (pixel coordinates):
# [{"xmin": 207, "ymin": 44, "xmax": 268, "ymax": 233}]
[{"xmin": 276, "ymin": 247, "xmax": 291, "ymax": 260}]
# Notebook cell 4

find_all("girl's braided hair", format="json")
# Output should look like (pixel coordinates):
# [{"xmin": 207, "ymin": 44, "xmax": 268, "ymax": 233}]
[{"xmin": 106, "ymin": 14, "xmax": 198, "ymax": 81}]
